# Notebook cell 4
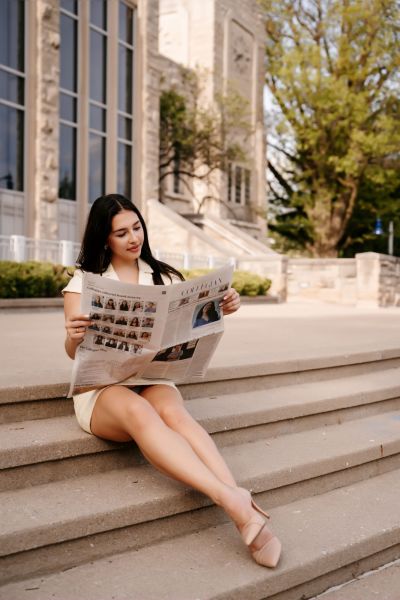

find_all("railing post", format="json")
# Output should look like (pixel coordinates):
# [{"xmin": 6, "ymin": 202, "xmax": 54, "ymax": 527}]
[
  {"xmin": 229, "ymin": 256, "xmax": 236, "ymax": 269},
  {"xmin": 10, "ymin": 235, "xmax": 27, "ymax": 262},
  {"xmin": 183, "ymin": 252, "xmax": 190, "ymax": 270},
  {"xmin": 60, "ymin": 240, "xmax": 76, "ymax": 266},
  {"xmin": 207, "ymin": 255, "xmax": 215, "ymax": 269}
]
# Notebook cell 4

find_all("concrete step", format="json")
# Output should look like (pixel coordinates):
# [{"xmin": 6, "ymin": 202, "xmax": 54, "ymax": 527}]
[
  {"xmin": 1, "ymin": 368, "xmax": 399, "ymax": 491},
  {"xmin": 1, "ymin": 468, "xmax": 399, "ymax": 600},
  {"xmin": 2, "ymin": 350, "xmax": 399, "ymax": 421},
  {"xmin": 309, "ymin": 561, "xmax": 400, "ymax": 600},
  {"xmin": 1, "ymin": 411, "xmax": 400, "ymax": 582}
]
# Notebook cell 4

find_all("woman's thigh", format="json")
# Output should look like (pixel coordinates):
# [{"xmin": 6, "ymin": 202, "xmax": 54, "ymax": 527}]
[{"xmin": 90, "ymin": 385, "xmax": 153, "ymax": 442}]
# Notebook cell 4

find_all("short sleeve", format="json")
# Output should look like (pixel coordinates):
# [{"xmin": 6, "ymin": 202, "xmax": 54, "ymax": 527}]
[{"xmin": 62, "ymin": 269, "xmax": 83, "ymax": 294}]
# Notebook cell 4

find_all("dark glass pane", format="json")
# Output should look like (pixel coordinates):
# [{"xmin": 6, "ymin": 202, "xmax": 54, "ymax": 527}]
[
  {"xmin": 173, "ymin": 153, "xmax": 180, "ymax": 194},
  {"xmin": 117, "ymin": 142, "xmax": 131, "ymax": 198},
  {"xmin": 60, "ymin": 0, "xmax": 77, "ymax": 14},
  {"xmin": 60, "ymin": 14, "xmax": 77, "ymax": 92},
  {"xmin": 118, "ymin": 44, "xmax": 133, "ymax": 113},
  {"xmin": 90, "ymin": 103, "xmax": 106, "ymax": 132},
  {"xmin": 59, "ymin": 124, "xmax": 76, "ymax": 200},
  {"xmin": 244, "ymin": 169, "xmax": 251, "ymax": 203},
  {"xmin": 90, "ymin": 0, "xmax": 107, "ymax": 30},
  {"xmin": 90, "ymin": 30, "xmax": 106, "ymax": 103},
  {"xmin": 60, "ymin": 92, "xmax": 77, "ymax": 122},
  {"xmin": 0, "ymin": 0, "xmax": 24, "ymax": 72},
  {"xmin": 235, "ymin": 166, "xmax": 242, "ymax": 203},
  {"xmin": 118, "ymin": 115, "xmax": 132, "ymax": 140},
  {"xmin": 0, "ymin": 104, "xmax": 24, "ymax": 191},
  {"xmin": 227, "ymin": 162, "xmax": 232, "ymax": 202},
  {"xmin": 89, "ymin": 133, "xmax": 105, "ymax": 202},
  {"xmin": 119, "ymin": 2, "xmax": 134, "ymax": 46},
  {"xmin": 0, "ymin": 69, "xmax": 24, "ymax": 104}
]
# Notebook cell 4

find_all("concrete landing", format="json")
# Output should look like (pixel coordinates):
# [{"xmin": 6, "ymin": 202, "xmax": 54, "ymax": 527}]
[{"xmin": 2, "ymin": 301, "xmax": 400, "ymax": 390}]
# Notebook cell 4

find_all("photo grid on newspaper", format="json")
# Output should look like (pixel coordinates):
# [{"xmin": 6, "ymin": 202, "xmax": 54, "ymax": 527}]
[{"xmin": 68, "ymin": 265, "xmax": 234, "ymax": 396}]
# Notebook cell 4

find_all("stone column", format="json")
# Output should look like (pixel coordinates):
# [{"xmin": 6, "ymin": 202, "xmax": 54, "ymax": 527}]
[
  {"xmin": 33, "ymin": 0, "xmax": 60, "ymax": 241},
  {"xmin": 136, "ymin": 0, "xmax": 161, "ymax": 217},
  {"xmin": 355, "ymin": 252, "xmax": 400, "ymax": 307}
]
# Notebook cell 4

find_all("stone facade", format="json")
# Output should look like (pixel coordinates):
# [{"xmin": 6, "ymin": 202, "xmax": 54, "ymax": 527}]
[
  {"xmin": 158, "ymin": 0, "xmax": 267, "ymax": 238},
  {"xmin": 0, "ymin": 0, "xmax": 267, "ymax": 244},
  {"xmin": 33, "ymin": 0, "xmax": 60, "ymax": 241}
]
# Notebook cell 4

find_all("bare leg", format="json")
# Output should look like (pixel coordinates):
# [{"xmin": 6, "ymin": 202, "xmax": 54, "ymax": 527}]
[
  {"xmin": 141, "ymin": 385, "xmax": 237, "ymax": 487},
  {"xmin": 90, "ymin": 385, "xmax": 264, "ymax": 529}
]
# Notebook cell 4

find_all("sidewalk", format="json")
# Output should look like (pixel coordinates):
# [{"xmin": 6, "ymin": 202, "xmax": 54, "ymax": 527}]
[{"xmin": 2, "ymin": 300, "xmax": 400, "ymax": 390}]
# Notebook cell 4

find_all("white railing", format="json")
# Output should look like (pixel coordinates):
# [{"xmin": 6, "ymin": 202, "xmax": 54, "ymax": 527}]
[
  {"xmin": 154, "ymin": 250, "xmax": 236, "ymax": 270},
  {"xmin": 0, "ymin": 235, "xmax": 236, "ymax": 270},
  {"xmin": 0, "ymin": 235, "xmax": 81, "ymax": 266}
]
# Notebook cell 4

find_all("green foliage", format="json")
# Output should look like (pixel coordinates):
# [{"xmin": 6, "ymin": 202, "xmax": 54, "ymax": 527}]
[
  {"xmin": 0, "ymin": 261, "xmax": 71, "ymax": 298},
  {"xmin": 231, "ymin": 271, "xmax": 272, "ymax": 296},
  {"xmin": 0, "ymin": 263, "xmax": 272, "ymax": 298},
  {"xmin": 182, "ymin": 269, "xmax": 272, "ymax": 296},
  {"xmin": 260, "ymin": 0, "xmax": 400, "ymax": 257}
]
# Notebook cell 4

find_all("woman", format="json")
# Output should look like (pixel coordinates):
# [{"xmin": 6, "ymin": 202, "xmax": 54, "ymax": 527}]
[
  {"xmin": 63, "ymin": 193, "xmax": 281, "ymax": 568},
  {"xmin": 193, "ymin": 300, "xmax": 220, "ymax": 328}
]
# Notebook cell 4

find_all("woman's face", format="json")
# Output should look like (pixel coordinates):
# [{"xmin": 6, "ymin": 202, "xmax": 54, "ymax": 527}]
[
  {"xmin": 202, "ymin": 302, "xmax": 214, "ymax": 317},
  {"xmin": 107, "ymin": 209, "xmax": 144, "ymax": 263}
]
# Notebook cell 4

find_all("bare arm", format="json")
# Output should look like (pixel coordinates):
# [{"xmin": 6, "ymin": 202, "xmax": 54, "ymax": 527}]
[{"xmin": 64, "ymin": 292, "xmax": 92, "ymax": 359}]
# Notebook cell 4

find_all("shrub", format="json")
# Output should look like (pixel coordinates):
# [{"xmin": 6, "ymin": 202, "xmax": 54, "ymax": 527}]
[
  {"xmin": 0, "ymin": 262, "xmax": 272, "ymax": 298},
  {"xmin": 0, "ymin": 261, "xmax": 71, "ymax": 298},
  {"xmin": 182, "ymin": 268, "xmax": 272, "ymax": 296}
]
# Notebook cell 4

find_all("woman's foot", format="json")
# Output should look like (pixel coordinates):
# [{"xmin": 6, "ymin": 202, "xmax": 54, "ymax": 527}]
[{"xmin": 221, "ymin": 486, "xmax": 282, "ymax": 568}]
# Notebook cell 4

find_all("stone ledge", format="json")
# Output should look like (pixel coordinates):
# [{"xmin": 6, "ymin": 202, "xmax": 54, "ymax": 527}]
[{"xmin": 0, "ymin": 298, "xmax": 63, "ymax": 309}]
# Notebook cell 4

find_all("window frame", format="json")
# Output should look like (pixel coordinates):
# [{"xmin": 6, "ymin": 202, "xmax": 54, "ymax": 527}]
[{"xmin": 0, "ymin": 0, "xmax": 26, "ymax": 193}]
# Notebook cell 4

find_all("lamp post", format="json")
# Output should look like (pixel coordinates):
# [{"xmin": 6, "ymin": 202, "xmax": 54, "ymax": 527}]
[{"xmin": 374, "ymin": 217, "xmax": 395, "ymax": 256}]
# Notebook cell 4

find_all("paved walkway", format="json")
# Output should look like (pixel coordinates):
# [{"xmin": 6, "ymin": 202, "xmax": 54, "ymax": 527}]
[{"xmin": 2, "ymin": 300, "xmax": 400, "ymax": 389}]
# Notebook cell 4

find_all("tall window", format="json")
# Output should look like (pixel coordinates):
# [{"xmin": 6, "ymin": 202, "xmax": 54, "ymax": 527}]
[
  {"xmin": 117, "ymin": 1, "xmax": 135, "ymax": 198},
  {"xmin": 59, "ymin": 0, "xmax": 78, "ymax": 200},
  {"xmin": 0, "ymin": 0, "xmax": 25, "ymax": 192},
  {"xmin": 57, "ymin": 1, "xmax": 136, "ymax": 205},
  {"xmin": 89, "ymin": 0, "xmax": 107, "ymax": 202},
  {"xmin": 227, "ymin": 162, "xmax": 251, "ymax": 205}
]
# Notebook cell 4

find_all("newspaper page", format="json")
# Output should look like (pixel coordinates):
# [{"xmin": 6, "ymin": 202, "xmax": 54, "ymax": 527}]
[{"xmin": 68, "ymin": 265, "xmax": 233, "ymax": 395}]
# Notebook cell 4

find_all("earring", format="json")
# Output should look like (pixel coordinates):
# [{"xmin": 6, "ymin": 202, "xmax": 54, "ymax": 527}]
[{"xmin": 104, "ymin": 244, "xmax": 108, "ymax": 250}]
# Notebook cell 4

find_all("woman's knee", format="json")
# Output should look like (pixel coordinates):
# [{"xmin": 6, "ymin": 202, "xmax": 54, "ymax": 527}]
[{"xmin": 124, "ymin": 395, "xmax": 158, "ymax": 431}]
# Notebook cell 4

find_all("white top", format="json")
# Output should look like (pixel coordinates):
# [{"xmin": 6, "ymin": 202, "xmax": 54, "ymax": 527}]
[{"xmin": 62, "ymin": 257, "xmax": 176, "ymax": 294}]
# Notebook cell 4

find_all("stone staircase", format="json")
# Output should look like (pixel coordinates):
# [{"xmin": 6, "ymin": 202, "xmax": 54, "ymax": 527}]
[{"xmin": 1, "ymin": 348, "xmax": 400, "ymax": 599}]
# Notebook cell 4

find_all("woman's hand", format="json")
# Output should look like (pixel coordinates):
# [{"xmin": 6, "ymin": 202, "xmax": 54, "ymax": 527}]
[
  {"xmin": 65, "ymin": 314, "xmax": 92, "ymax": 343},
  {"xmin": 219, "ymin": 287, "xmax": 240, "ymax": 315}
]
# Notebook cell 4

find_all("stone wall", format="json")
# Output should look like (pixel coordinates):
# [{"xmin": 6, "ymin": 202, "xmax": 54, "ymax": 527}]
[
  {"xmin": 284, "ymin": 253, "xmax": 400, "ymax": 307},
  {"xmin": 287, "ymin": 258, "xmax": 358, "ymax": 305}
]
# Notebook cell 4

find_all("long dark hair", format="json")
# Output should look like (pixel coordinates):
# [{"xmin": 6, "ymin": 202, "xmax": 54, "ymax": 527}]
[{"xmin": 76, "ymin": 194, "xmax": 184, "ymax": 285}]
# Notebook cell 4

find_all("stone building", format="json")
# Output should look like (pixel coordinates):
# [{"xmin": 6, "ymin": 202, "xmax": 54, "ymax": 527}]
[{"xmin": 0, "ymin": 0, "xmax": 270, "ymax": 258}]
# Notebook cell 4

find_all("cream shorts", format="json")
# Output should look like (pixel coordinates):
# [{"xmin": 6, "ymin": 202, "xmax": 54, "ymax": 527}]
[{"xmin": 73, "ymin": 382, "xmax": 177, "ymax": 434}]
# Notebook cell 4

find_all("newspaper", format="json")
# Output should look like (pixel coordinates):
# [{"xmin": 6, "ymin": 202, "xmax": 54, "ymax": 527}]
[{"xmin": 68, "ymin": 265, "xmax": 234, "ymax": 396}]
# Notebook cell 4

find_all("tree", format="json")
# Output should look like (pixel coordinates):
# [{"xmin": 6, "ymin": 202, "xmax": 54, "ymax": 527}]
[
  {"xmin": 260, "ymin": 0, "xmax": 400, "ymax": 257},
  {"xmin": 159, "ymin": 69, "xmax": 252, "ymax": 213}
]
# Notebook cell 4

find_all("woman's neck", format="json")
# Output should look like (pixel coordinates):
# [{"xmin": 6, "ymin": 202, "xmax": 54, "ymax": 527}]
[{"xmin": 111, "ymin": 257, "xmax": 140, "ymax": 284}]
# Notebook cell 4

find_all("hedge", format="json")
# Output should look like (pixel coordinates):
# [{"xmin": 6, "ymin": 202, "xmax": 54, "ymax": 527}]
[
  {"xmin": 182, "ymin": 269, "xmax": 272, "ymax": 296},
  {"xmin": 0, "ymin": 261, "xmax": 272, "ymax": 298},
  {"xmin": 0, "ymin": 261, "xmax": 71, "ymax": 298}
]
